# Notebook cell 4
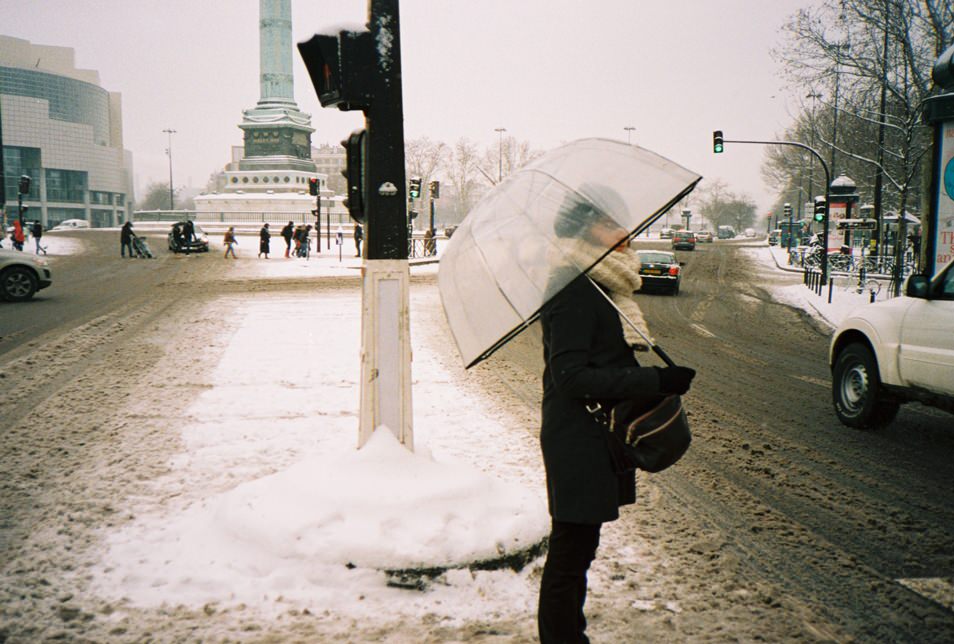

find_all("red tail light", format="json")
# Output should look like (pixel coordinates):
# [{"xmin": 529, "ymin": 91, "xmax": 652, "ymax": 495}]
[{"xmin": 668, "ymin": 265, "xmax": 680, "ymax": 276}]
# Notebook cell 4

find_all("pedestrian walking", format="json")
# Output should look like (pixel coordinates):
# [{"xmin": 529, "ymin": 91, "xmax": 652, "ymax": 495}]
[
  {"xmin": 31, "ymin": 221, "xmax": 46, "ymax": 255},
  {"xmin": 353, "ymin": 222, "xmax": 363, "ymax": 257},
  {"xmin": 281, "ymin": 220, "xmax": 294, "ymax": 258},
  {"xmin": 223, "ymin": 226, "xmax": 238, "ymax": 258},
  {"xmin": 536, "ymin": 197, "xmax": 695, "ymax": 643},
  {"xmin": 258, "ymin": 223, "xmax": 271, "ymax": 259},
  {"xmin": 120, "ymin": 221, "xmax": 137, "ymax": 258},
  {"xmin": 11, "ymin": 220, "xmax": 26, "ymax": 251}
]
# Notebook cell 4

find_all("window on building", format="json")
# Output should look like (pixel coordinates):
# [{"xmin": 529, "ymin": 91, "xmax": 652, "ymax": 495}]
[
  {"xmin": 3, "ymin": 146, "xmax": 42, "ymax": 201},
  {"xmin": 45, "ymin": 169, "xmax": 87, "ymax": 203},
  {"xmin": 91, "ymin": 190, "xmax": 112, "ymax": 205}
]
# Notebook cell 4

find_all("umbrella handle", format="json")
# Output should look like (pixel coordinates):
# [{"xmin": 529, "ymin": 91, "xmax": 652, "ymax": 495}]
[{"xmin": 585, "ymin": 275, "xmax": 678, "ymax": 368}]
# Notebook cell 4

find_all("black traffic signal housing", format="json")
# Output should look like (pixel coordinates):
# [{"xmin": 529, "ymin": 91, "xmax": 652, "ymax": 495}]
[
  {"xmin": 429, "ymin": 180, "xmax": 440, "ymax": 199},
  {"xmin": 341, "ymin": 129, "xmax": 367, "ymax": 223},
  {"xmin": 409, "ymin": 177, "xmax": 422, "ymax": 200},
  {"xmin": 813, "ymin": 197, "xmax": 827, "ymax": 223},
  {"xmin": 783, "ymin": 202, "xmax": 793, "ymax": 218},
  {"xmin": 713, "ymin": 131, "xmax": 724, "ymax": 153},
  {"xmin": 298, "ymin": 31, "xmax": 374, "ymax": 112},
  {"xmin": 18, "ymin": 175, "xmax": 31, "ymax": 195},
  {"xmin": 308, "ymin": 177, "xmax": 319, "ymax": 196}
]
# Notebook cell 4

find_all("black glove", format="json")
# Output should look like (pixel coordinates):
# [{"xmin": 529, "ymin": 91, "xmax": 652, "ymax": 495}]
[{"xmin": 655, "ymin": 366, "xmax": 696, "ymax": 395}]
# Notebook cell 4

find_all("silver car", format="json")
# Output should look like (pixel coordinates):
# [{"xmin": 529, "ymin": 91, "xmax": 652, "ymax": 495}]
[{"xmin": 0, "ymin": 249, "xmax": 53, "ymax": 301}]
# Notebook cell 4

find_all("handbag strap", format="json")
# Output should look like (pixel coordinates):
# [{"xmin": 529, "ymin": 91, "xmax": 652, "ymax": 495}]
[{"xmin": 585, "ymin": 274, "xmax": 677, "ymax": 368}]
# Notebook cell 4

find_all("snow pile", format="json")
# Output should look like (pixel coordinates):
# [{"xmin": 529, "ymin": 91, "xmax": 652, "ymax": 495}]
[{"xmin": 92, "ymin": 288, "xmax": 549, "ymax": 614}]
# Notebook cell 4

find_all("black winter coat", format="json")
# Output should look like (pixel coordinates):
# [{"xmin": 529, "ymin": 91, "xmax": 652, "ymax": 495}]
[{"xmin": 540, "ymin": 272, "xmax": 661, "ymax": 524}]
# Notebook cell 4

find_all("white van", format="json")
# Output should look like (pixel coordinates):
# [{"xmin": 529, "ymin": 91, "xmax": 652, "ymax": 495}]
[{"xmin": 50, "ymin": 219, "xmax": 91, "ymax": 231}]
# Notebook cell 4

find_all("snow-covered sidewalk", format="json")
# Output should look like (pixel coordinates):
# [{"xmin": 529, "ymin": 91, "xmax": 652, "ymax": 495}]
[{"xmin": 88, "ymin": 258, "xmax": 550, "ymax": 623}]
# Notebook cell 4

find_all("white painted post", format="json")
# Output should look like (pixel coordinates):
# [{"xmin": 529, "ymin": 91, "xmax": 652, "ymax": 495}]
[{"xmin": 358, "ymin": 259, "xmax": 413, "ymax": 450}]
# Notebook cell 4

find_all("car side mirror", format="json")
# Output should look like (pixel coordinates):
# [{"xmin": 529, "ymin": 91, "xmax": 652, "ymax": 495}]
[{"xmin": 905, "ymin": 274, "xmax": 930, "ymax": 299}]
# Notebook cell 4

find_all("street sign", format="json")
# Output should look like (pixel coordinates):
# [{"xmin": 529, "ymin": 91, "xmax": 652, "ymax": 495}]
[{"xmin": 837, "ymin": 218, "xmax": 877, "ymax": 230}]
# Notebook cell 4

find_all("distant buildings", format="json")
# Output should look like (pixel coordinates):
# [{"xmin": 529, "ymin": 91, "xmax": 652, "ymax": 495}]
[{"xmin": 0, "ymin": 35, "xmax": 133, "ymax": 227}]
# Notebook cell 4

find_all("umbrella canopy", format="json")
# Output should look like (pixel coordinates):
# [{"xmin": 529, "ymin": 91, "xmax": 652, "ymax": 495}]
[{"xmin": 438, "ymin": 138, "xmax": 701, "ymax": 368}]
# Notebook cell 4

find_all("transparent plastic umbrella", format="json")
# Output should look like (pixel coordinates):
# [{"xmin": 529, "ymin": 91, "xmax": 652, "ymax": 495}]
[{"xmin": 437, "ymin": 138, "xmax": 701, "ymax": 368}]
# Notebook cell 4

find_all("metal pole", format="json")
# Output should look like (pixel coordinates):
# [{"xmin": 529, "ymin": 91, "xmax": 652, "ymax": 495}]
[
  {"xmin": 163, "ymin": 128, "xmax": 176, "ymax": 210},
  {"xmin": 722, "ymin": 138, "xmax": 831, "ymax": 280},
  {"xmin": 872, "ymin": 0, "xmax": 889, "ymax": 257},
  {"xmin": 494, "ymin": 127, "xmax": 506, "ymax": 182},
  {"xmin": 624, "ymin": 126, "xmax": 635, "ymax": 145}
]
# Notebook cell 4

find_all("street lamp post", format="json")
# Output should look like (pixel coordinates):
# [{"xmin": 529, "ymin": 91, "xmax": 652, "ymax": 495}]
[
  {"xmin": 494, "ymin": 127, "xmax": 506, "ymax": 182},
  {"xmin": 163, "ymin": 128, "xmax": 176, "ymax": 210},
  {"xmin": 623, "ymin": 126, "xmax": 635, "ymax": 145}
]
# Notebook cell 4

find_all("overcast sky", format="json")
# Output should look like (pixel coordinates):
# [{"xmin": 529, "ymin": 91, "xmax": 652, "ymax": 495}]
[{"xmin": 2, "ymin": 0, "xmax": 822, "ymax": 214}]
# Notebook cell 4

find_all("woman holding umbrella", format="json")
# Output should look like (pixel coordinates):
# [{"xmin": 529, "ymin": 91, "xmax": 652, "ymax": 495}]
[{"xmin": 537, "ymin": 192, "xmax": 696, "ymax": 643}]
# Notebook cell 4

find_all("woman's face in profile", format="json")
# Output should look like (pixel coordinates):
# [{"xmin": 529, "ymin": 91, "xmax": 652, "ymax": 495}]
[{"xmin": 588, "ymin": 218, "xmax": 629, "ymax": 253}]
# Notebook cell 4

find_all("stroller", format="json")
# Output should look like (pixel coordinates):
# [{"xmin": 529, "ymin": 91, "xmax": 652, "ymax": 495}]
[{"xmin": 133, "ymin": 236, "xmax": 154, "ymax": 258}]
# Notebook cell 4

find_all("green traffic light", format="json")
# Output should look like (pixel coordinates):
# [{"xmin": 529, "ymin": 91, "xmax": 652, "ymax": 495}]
[
  {"xmin": 714, "ymin": 142, "xmax": 723, "ymax": 153},
  {"xmin": 713, "ymin": 130, "xmax": 724, "ymax": 154}
]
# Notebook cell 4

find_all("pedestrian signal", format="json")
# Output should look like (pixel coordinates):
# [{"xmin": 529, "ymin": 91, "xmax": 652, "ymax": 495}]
[
  {"xmin": 409, "ymin": 177, "xmax": 422, "ymax": 200},
  {"xmin": 813, "ymin": 197, "xmax": 827, "ymax": 223},
  {"xmin": 341, "ymin": 129, "xmax": 367, "ymax": 223}
]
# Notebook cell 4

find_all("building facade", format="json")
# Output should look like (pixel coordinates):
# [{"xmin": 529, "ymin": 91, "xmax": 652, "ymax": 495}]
[{"xmin": 0, "ymin": 35, "xmax": 133, "ymax": 228}]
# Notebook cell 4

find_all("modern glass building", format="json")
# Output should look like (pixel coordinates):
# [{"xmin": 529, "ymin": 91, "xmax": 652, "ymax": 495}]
[{"xmin": 0, "ymin": 35, "xmax": 133, "ymax": 228}]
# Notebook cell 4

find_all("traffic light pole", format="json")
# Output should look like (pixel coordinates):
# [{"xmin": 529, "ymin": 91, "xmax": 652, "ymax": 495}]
[
  {"xmin": 721, "ymin": 138, "xmax": 831, "ymax": 280},
  {"xmin": 299, "ymin": 0, "xmax": 413, "ymax": 451}
]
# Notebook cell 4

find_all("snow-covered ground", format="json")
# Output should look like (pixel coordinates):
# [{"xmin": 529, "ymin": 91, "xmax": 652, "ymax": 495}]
[
  {"xmin": 85, "ymin": 238, "xmax": 883, "ymax": 614},
  {"xmin": 3, "ymin": 233, "xmax": 901, "ymax": 641}
]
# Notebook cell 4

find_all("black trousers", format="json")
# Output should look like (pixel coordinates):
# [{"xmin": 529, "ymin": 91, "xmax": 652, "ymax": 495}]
[{"xmin": 538, "ymin": 520, "xmax": 602, "ymax": 644}]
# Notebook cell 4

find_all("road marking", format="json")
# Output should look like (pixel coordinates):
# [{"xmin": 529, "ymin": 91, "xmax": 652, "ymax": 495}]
[
  {"xmin": 690, "ymin": 323, "xmax": 716, "ymax": 338},
  {"xmin": 793, "ymin": 374, "xmax": 829, "ymax": 388},
  {"xmin": 896, "ymin": 577, "xmax": 954, "ymax": 612}
]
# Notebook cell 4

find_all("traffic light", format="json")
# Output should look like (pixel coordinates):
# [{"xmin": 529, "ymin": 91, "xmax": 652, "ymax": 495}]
[
  {"xmin": 311, "ymin": 208, "xmax": 319, "ymax": 219},
  {"xmin": 18, "ymin": 175, "xmax": 31, "ymax": 195},
  {"xmin": 429, "ymin": 180, "xmax": 440, "ymax": 199},
  {"xmin": 409, "ymin": 177, "xmax": 422, "ymax": 200},
  {"xmin": 298, "ymin": 30, "xmax": 374, "ymax": 112},
  {"xmin": 308, "ymin": 177, "xmax": 319, "ymax": 196},
  {"xmin": 813, "ymin": 197, "xmax": 827, "ymax": 223},
  {"xmin": 341, "ymin": 129, "xmax": 367, "ymax": 223},
  {"xmin": 783, "ymin": 202, "xmax": 792, "ymax": 218},
  {"xmin": 409, "ymin": 210, "xmax": 418, "ymax": 220},
  {"xmin": 713, "ymin": 130, "xmax": 724, "ymax": 154}
]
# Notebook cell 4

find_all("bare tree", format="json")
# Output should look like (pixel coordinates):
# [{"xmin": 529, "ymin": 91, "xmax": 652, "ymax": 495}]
[
  {"xmin": 405, "ymin": 136, "xmax": 447, "ymax": 192},
  {"xmin": 696, "ymin": 179, "xmax": 758, "ymax": 232},
  {"xmin": 774, "ymin": 0, "xmax": 951, "ymax": 217},
  {"xmin": 138, "ymin": 182, "xmax": 176, "ymax": 211},
  {"xmin": 443, "ymin": 138, "xmax": 487, "ymax": 222}
]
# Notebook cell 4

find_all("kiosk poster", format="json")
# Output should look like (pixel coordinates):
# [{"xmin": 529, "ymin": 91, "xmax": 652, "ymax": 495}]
[
  {"xmin": 937, "ymin": 121, "xmax": 954, "ymax": 274},
  {"xmin": 828, "ymin": 202, "xmax": 847, "ymax": 251}
]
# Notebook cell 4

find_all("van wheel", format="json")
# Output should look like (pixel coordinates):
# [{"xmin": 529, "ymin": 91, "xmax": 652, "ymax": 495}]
[
  {"xmin": 0, "ymin": 266, "xmax": 39, "ymax": 302},
  {"xmin": 832, "ymin": 342, "xmax": 899, "ymax": 429}
]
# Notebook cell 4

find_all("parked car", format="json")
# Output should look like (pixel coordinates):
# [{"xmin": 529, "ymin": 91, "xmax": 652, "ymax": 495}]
[
  {"xmin": 695, "ymin": 230, "xmax": 713, "ymax": 243},
  {"xmin": 636, "ymin": 249, "xmax": 681, "ymax": 295},
  {"xmin": 829, "ymin": 262, "xmax": 954, "ymax": 429},
  {"xmin": 0, "ymin": 248, "xmax": 52, "ymax": 301},
  {"xmin": 768, "ymin": 229, "xmax": 782, "ymax": 246},
  {"xmin": 659, "ymin": 228, "xmax": 674, "ymax": 239},
  {"xmin": 671, "ymin": 230, "xmax": 696, "ymax": 251},
  {"xmin": 168, "ymin": 221, "xmax": 210, "ymax": 253},
  {"xmin": 49, "ymin": 219, "xmax": 91, "ymax": 231}
]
